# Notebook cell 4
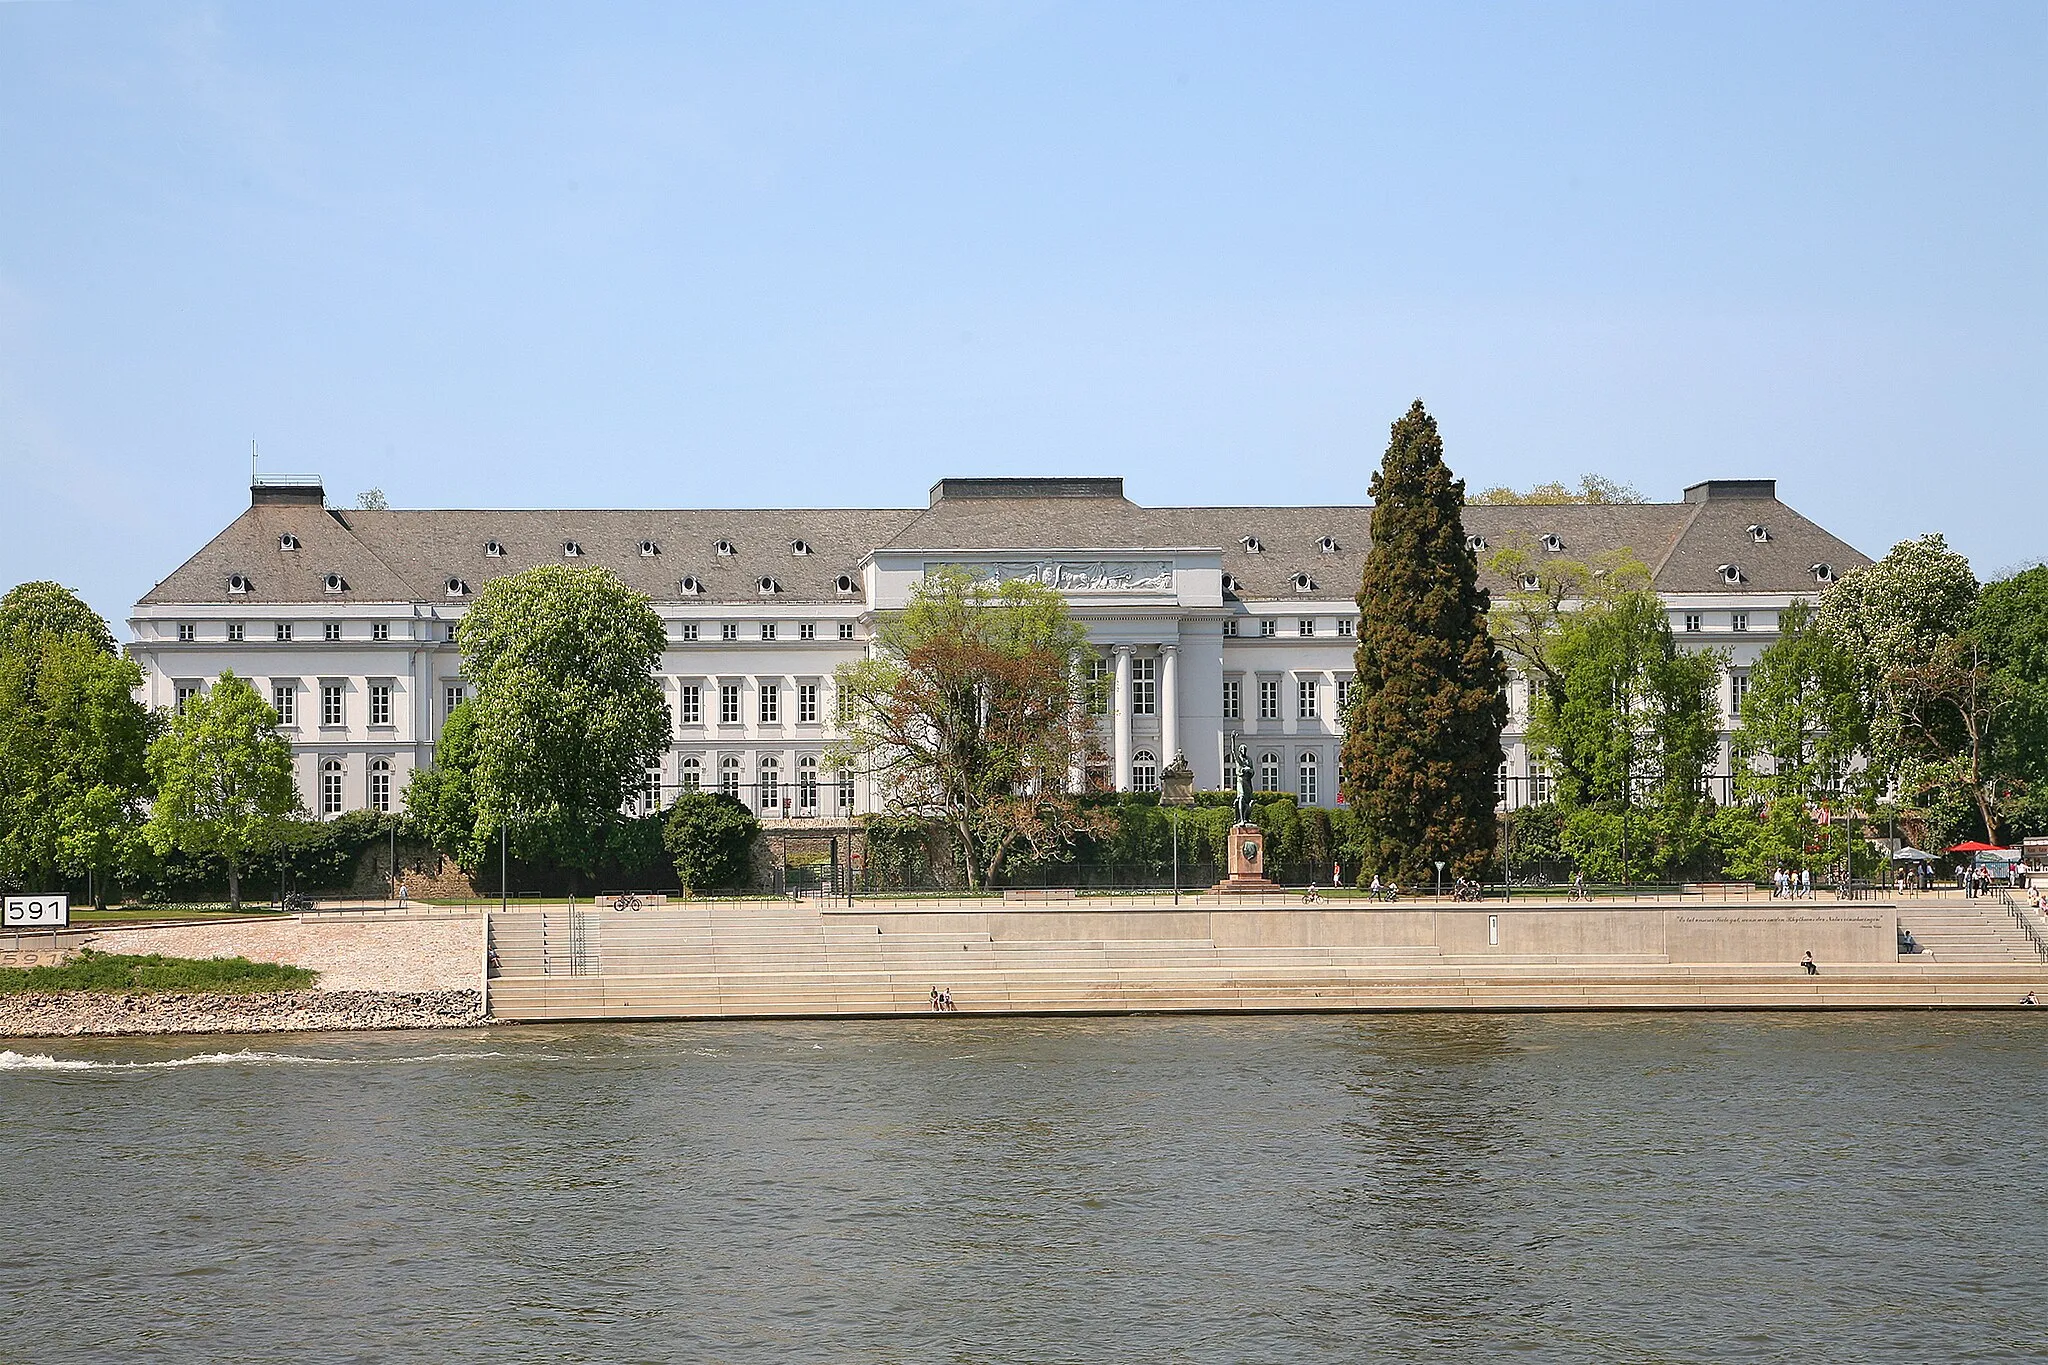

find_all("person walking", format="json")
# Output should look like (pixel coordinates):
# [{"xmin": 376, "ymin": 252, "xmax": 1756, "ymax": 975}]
[{"xmin": 1800, "ymin": 868, "xmax": 1812, "ymax": 899}]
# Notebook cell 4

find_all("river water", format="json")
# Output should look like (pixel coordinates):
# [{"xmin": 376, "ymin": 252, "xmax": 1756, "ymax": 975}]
[{"xmin": 3, "ymin": 1013, "xmax": 2044, "ymax": 1364}]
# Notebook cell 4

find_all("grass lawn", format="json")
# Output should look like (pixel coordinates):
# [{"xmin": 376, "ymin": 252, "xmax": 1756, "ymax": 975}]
[{"xmin": 0, "ymin": 950, "xmax": 318, "ymax": 995}]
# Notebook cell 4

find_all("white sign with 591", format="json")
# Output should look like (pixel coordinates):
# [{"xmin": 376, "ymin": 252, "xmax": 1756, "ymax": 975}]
[{"xmin": 3, "ymin": 895, "xmax": 69, "ymax": 929}]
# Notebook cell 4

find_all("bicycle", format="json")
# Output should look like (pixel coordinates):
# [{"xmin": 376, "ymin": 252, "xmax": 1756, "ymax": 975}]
[{"xmin": 608, "ymin": 892, "xmax": 643, "ymax": 913}]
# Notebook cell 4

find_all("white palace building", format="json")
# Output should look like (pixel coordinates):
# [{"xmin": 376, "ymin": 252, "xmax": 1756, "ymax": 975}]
[{"xmin": 128, "ymin": 474, "xmax": 1869, "ymax": 822}]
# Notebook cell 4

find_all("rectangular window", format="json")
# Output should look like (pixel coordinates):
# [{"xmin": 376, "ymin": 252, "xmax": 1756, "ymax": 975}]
[
  {"xmin": 324, "ymin": 622, "xmax": 342, "ymax": 642},
  {"xmin": 720, "ymin": 683, "xmax": 742, "ymax": 725},
  {"xmin": 1529, "ymin": 764, "xmax": 1553, "ymax": 804},
  {"xmin": 369, "ymin": 684, "xmax": 392, "ymax": 726},
  {"xmin": 175, "ymin": 683, "xmax": 200, "ymax": 714},
  {"xmin": 759, "ymin": 683, "xmax": 779, "ymax": 724},
  {"xmin": 799, "ymin": 623, "xmax": 816, "ymax": 641},
  {"xmin": 679, "ymin": 684, "xmax": 702, "ymax": 725},
  {"xmin": 1087, "ymin": 658, "xmax": 1109, "ymax": 715},
  {"xmin": 1222, "ymin": 618, "xmax": 1238, "ymax": 637},
  {"xmin": 444, "ymin": 683, "xmax": 465, "ymax": 718},
  {"xmin": 447, "ymin": 622, "xmax": 459, "ymax": 643},
  {"xmin": 1337, "ymin": 618, "xmax": 1354, "ymax": 637},
  {"xmin": 721, "ymin": 622, "xmax": 739, "ymax": 641},
  {"xmin": 1130, "ymin": 656, "xmax": 1156, "ymax": 716},
  {"xmin": 372, "ymin": 622, "xmax": 389, "ymax": 641},
  {"xmin": 1222, "ymin": 679, "xmax": 1241, "ymax": 720},
  {"xmin": 1336, "ymin": 679, "xmax": 1352, "ymax": 713},
  {"xmin": 1496, "ymin": 763, "xmax": 1509, "ymax": 800},
  {"xmin": 835, "ymin": 685, "xmax": 853, "ymax": 726},
  {"xmin": 1683, "ymin": 613, "xmax": 1702, "ymax": 634},
  {"xmin": 227, "ymin": 622, "xmax": 244, "ymax": 642},
  {"xmin": 679, "ymin": 622, "xmax": 699, "ymax": 642},
  {"xmin": 1298, "ymin": 678, "xmax": 1319, "ymax": 720},
  {"xmin": 272, "ymin": 684, "xmax": 296, "ymax": 725},
  {"xmin": 276, "ymin": 623, "xmax": 293, "ymax": 642},
  {"xmin": 1259, "ymin": 679, "xmax": 1280, "ymax": 721},
  {"xmin": 1298, "ymin": 619, "xmax": 1316, "ymax": 637},
  {"xmin": 177, "ymin": 622, "xmax": 195, "ymax": 641},
  {"xmin": 798, "ymin": 683, "xmax": 818, "ymax": 723},
  {"xmin": 838, "ymin": 622, "xmax": 856, "ymax": 641},
  {"xmin": 1731, "ymin": 672, "xmax": 1750, "ymax": 718},
  {"xmin": 762, "ymin": 622, "xmax": 778, "ymax": 641},
  {"xmin": 837, "ymin": 767, "xmax": 855, "ymax": 811},
  {"xmin": 1731, "ymin": 612, "xmax": 1749, "ymax": 633},
  {"xmin": 1260, "ymin": 619, "xmax": 1278, "ymax": 637},
  {"xmin": 321, "ymin": 684, "xmax": 344, "ymax": 727}
]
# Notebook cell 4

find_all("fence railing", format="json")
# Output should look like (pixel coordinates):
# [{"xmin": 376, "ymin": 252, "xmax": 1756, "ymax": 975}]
[{"xmin": 1996, "ymin": 890, "xmax": 2048, "ymax": 961}]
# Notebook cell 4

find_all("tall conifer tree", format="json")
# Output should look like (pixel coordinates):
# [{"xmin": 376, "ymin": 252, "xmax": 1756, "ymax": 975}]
[{"xmin": 1341, "ymin": 401, "xmax": 1508, "ymax": 882}]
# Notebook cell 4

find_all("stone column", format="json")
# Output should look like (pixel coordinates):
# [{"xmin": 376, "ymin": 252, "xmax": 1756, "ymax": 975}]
[
  {"xmin": 1159, "ymin": 644, "xmax": 1180, "ymax": 764},
  {"xmin": 1112, "ymin": 644, "xmax": 1134, "ymax": 791}
]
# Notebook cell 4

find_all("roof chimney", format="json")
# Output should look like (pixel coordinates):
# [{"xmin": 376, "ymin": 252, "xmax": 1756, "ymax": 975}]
[
  {"xmin": 929, "ymin": 476, "xmax": 1124, "ymax": 507},
  {"xmin": 251, "ymin": 474, "xmax": 325, "ymax": 507},
  {"xmin": 1683, "ymin": 479, "xmax": 1777, "ymax": 503}
]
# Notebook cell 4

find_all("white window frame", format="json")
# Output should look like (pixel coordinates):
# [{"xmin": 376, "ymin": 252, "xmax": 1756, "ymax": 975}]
[
  {"xmin": 759, "ymin": 682, "xmax": 780, "ymax": 724},
  {"xmin": 1298, "ymin": 678, "xmax": 1319, "ymax": 720},
  {"xmin": 1131, "ymin": 656, "xmax": 1156, "ymax": 716},
  {"xmin": 1222, "ymin": 679, "xmax": 1241, "ymax": 720},
  {"xmin": 1258, "ymin": 679, "xmax": 1280, "ymax": 722},
  {"xmin": 798, "ymin": 683, "xmax": 818, "ymax": 724},
  {"xmin": 679, "ymin": 684, "xmax": 702, "ymax": 726},
  {"xmin": 1298, "ymin": 751, "xmax": 1317, "ymax": 805},
  {"xmin": 719, "ymin": 683, "xmax": 742, "ymax": 725},
  {"xmin": 369, "ymin": 758, "xmax": 392, "ymax": 813},
  {"xmin": 368, "ymin": 682, "xmax": 393, "ymax": 727},
  {"xmin": 321, "ymin": 759, "xmax": 345, "ymax": 816},
  {"xmin": 320, "ymin": 683, "xmax": 345, "ymax": 728}
]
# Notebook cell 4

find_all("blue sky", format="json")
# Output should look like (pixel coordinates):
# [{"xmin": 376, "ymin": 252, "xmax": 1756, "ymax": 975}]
[{"xmin": 2, "ymin": 2, "xmax": 2042, "ymax": 630}]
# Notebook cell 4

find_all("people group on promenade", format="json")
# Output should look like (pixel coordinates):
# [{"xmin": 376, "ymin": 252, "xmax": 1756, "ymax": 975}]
[{"xmin": 1772, "ymin": 867, "xmax": 1813, "ymax": 899}]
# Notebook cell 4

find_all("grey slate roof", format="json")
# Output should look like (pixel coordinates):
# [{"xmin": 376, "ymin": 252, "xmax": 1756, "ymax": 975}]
[{"xmin": 138, "ymin": 484, "xmax": 1870, "ymax": 607}]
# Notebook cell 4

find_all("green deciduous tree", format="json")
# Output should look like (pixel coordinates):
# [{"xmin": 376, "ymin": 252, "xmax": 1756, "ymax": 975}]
[
  {"xmin": 0, "ymin": 585, "xmax": 155, "ymax": 904},
  {"xmin": 1724, "ymin": 602, "xmax": 1867, "ymax": 879},
  {"xmin": 1469, "ymin": 474, "xmax": 1650, "ymax": 506},
  {"xmin": 1524, "ymin": 592, "xmax": 1722, "ymax": 882},
  {"xmin": 406, "ymin": 566, "xmax": 670, "ymax": 880},
  {"xmin": 1972, "ymin": 565, "xmax": 2048, "ymax": 838},
  {"xmin": 831, "ymin": 566, "xmax": 1109, "ymax": 890},
  {"xmin": 662, "ymin": 792, "xmax": 759, "ymax": 893},
  {"xmin": 144, "ymin": 671, "xmax": 301, "ymax": 910},
  {"xmin": 1340, "ymin": 401, "xmax": 1508, "ymax": 882}
]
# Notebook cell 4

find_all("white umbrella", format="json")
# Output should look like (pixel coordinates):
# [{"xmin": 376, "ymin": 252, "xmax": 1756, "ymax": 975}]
[{"xmin": 1891, "ymin": 847, "xmax": 1937, "ymax": 861}]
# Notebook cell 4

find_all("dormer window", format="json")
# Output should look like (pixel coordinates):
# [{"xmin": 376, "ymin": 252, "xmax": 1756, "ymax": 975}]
[
  {"xmin": 278, "ymin": 533, "xmax": 301, "ymax": 552},
  {"xmin": 446, "ymin": 577, "xmax": 471, "ymax": 597},
  {"xmin": 1811, "ymin": 563, "xmax": 1835, "ymax": 584},
  {"xmin": 835, "ymin": 574, "xmax": 857, "ymax": 596},
  {"xmin": 1519, "ymin": 573, "xmax": 1541, "ymax": 591},
  {"xmin": 1221, "ymin": 573, "xmax": 1243, "ymax": 594},
  {"xmin": 1465, "ymin": 534, "xmax": 1488, "ymax": 553},
  {"xmin": 323, "ymin": 573, "xmax": 348, "ymax": 595},
  {"xmin": 484, "ymin": 540, "xmax": 505, "ymax": 557},
  {"xmin": 715, "ymin": 540, "xmax": 737, "ymax": 557},
  {"xmin": 1542, "ymin": 533, "xmax": 1564, "ymax": 553},
  {"xmin": 791, "ymin": 539, "xmax": 813, "ymax": 557},
  {"xmin": 757, "ymin": 576, "xmax": 782, "ymax": 595},
  {"xmin": 1290, "ymin": 572, "xmax": 1316, "ymax": 592},
  {"xmin": 1317, "ymin": 536, "xmax": 1340, "ymax": 554},
  {"xmin": 562, "ymin": 541, "xmax": 583, "ymax": 558},
  {"xmin": 1748, "ymin": 525, "xmax": 1772, "ymax": 543},
  {"xmin": 1719, "ymin": 564, "xmax": 1745, "ymax": 585},
  {"xmin": 640, "ymin": 540, "xmax": 660, "ymax": 558},
  {"xmin": 227, "ymin": 574, "xmax": 251, "ymax": 595},
  {"xmin": 679, "ymin": 576, "xmax": 704, "ymax": 596},
  {"xmin": 1241, "ymin": 536, "xmax": 1264, "ymax": 554}
]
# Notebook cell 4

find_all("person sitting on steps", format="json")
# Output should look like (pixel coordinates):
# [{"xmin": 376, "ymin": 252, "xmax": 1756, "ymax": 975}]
[{"xmin": 1801, "ymin": 951, "xmax": 1820, "ymax": 976}]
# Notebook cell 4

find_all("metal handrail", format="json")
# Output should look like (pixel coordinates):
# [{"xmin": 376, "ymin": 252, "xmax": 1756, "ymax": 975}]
[{"xmin": 1996, "ymin": 890, "xmax": 2048, "ymax": 961}]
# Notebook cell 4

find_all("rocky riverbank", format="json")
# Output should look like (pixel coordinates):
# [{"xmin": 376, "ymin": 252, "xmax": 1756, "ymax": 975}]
[{"xmin": 0, "ymin": 989, "xmax": 487, "ymax": 1038}]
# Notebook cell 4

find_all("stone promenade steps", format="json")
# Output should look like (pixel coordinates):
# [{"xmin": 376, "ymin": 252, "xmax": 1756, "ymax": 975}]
[
  {"xmin": 1895, "ymin": 905, "xmax": 2046, "ymax": 963},
  {"xmin": 488, "ymin": 964, "xmax": 2044, "ymax": 1020}
]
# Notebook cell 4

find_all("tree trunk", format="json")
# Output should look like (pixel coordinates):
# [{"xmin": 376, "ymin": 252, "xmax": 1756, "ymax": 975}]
[{"xmin": 226, "ymin": 858, "xmax": 241, "ymax": 913}]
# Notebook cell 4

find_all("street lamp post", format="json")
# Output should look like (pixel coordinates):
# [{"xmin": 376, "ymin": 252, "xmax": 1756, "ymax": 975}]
[
  {"xmin": 1435, "ymin": 859, "xmax": 1446, "ymax": 900},
  {"xmin": 1160, "ymin": 754, "xmax": 1196, "ymax": 906}
]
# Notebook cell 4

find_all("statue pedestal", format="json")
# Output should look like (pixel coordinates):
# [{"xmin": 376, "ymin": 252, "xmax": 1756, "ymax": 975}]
[{"xmin": 1208, "ymin": 823, "xmax": 1284, "ymax": 895}]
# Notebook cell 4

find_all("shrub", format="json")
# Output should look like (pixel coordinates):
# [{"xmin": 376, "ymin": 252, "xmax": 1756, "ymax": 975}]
[{"xmin": 662, "ymin": 793, "xmax": 759, "ymax": 893}]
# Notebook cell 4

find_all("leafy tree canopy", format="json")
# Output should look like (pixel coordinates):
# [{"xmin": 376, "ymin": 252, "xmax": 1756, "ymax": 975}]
[
  {"xmin": 410, "ymin": 565, "xmax": 670, "ymax": 877},
  {"xmin": 662, "ymin": 792, "xmax": 759, "ymax": 893},
  {"xmin": 831, "ymin": 566, "xmax": 1108, "ymax": 890},
  {"xmin": 0, "ymin": 580, "xmax": 116, "ymax": 663},
  {"xmin": 1468, "ymin": 474, "xmax": 1649, "ymax": 506},
  {"xmin": 1341, "ymin": 400, "xmax": 1508, "ymax": 882},
  {"xmin": 144, "ymin": 671, "xmax": 301, "ymax": 910}
]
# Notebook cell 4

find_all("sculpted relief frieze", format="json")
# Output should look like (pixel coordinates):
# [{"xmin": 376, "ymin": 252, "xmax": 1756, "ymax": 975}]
[{"xmin": 938, "ymin": 561, "xmax": 1176, "ymax": 592}]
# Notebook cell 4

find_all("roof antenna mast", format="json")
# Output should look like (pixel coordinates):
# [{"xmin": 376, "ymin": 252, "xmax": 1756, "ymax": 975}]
[{"xmin": 251, "ymin": 438, "xmax": 258, "ymax": 485}]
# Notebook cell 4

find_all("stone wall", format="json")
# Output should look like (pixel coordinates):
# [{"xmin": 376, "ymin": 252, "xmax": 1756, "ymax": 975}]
[{"xmin": 0, "ymin": 989, "xmax": 485, "ymax": 1038}]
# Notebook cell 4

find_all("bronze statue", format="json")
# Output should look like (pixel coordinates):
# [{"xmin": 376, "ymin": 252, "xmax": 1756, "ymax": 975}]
[{"xmin": 1232, "ymin": 738, "xmax": 1255, "ymax": 826}]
